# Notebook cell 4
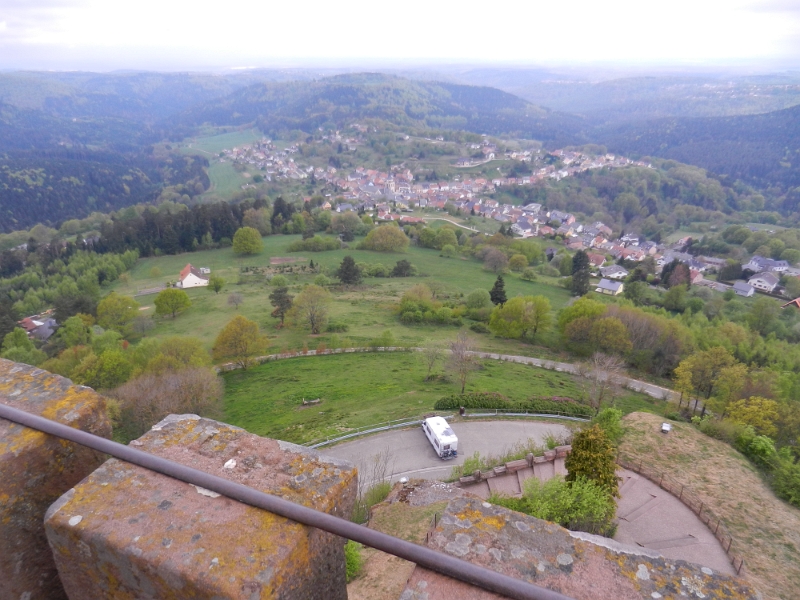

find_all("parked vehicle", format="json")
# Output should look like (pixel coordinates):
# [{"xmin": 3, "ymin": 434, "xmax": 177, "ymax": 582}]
[{"xmin": 422, "ymin": 416, "xmax": 458, "ymax": 459}]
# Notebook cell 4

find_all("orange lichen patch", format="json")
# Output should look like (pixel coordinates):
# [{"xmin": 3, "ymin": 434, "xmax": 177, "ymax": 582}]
[
  {"xmin": 410, "ymin": 497, "xmax": 758, "ymax": 600},
  {"xmin": 44, "ymin": 415, "xmax": 357, "ymax": 600},
  {"xmin": 0, "ymin": 358, "xmax": 111, "ymax": 600},
  {"xmin": 454, "ymin": 506, "xmax": 507, "ymax": 532}
]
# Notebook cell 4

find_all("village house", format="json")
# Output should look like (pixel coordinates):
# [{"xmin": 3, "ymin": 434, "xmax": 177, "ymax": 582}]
[
  {"xmin": 748, "ymin": 272, "xmax": 779, "ymax": 293},
  {"xmin": 600, "ymin": 265, "xmax": 628, "ymax": 280},
  {"xmin": 733, "ymin": 281, "xmax": 755, "ymax": 297},
  {"xmin": 177, "ymin": 264, "xmax": 210, "ymax": 289},
  {"xmin": 744, "ymin": 255, "xmax": 789, "ymax": 273},
  {"xmin": 596, "ymin": 279, "xmax": 624, "ymax": 296},
  {"xmin": 587, "ymin": 253, "xmax": 606, "ymax": 268}
]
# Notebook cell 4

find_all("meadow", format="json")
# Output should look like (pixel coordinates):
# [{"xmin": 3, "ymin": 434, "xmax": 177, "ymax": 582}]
[
  {"xmin": 222, "ymin": 351, "xmax": 659, "ymax": 443},
  {"xmin": 112, "ymin": 234, "xmax": 572, "ymax": 354}
]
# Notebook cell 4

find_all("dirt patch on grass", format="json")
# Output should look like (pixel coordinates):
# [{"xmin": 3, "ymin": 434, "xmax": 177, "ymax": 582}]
[
  {"xmin": 619, "ymin": 411, "xmax": 800, "ymax": 600},
  {"xmin": 270, "ymin": 256, "xmax": 306, "ymax": 264}
]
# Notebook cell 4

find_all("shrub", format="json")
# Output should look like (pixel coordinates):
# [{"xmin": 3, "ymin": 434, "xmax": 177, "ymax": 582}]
[
  {"xmin": 470, "ymin": 322, "xmax": 490, "ymax": 334},
  {"xmin": 326, "ymin": 322, "xmax": 349, "ymax": 333},
  {"xmin": 773, "ymin": 458, "xmax": 800, "ymax": 507},
  {"xmin": 369, "ymin": 330, "xmax": 395, "ymax": 348},
  {"xmin": 591, "ymin": 408, "xmax": 624, "ymax": 445},
  {"xmin": 521, "ymin": 268, "xmax": 538, "ymax": 281},
  {"xmin": 433, "ymin": 393, "xmax": 594, "ymax": 418},
  {"xmin": 344, "ymin": 540, "xmax": 363, "ymax": 582},
  {"xmin": 270, "ymin": 274, "xmax": 288, "ymax": 287},
  {"xmin": 466, "ymin": 307, "xmax": 492, "ymax": 322},
  {"xmin": 465, "ymin": 289, "xmax": 492, "ymax": 310},
  {"xmin": 698, "ymin": 418, "xmax": 752, "ymax": 447},
  {"xmin": 491, "ymin": 475, "xmax": 616, "ymax": 536},
  {"xmin": 441, "ymin": 244, "xmax": 458, "ymax": 258},
  {"xmin": 745, "ymin": 435, "xmax": 778, "ymax": 469},
  {"xmin": 435, "ymin": 392, "xmax": 510, "ymax": 410},
  {"xmin": 314, "ymin": 274, "xmax": 331, "ymax": 286},
  {"xmin": 286, "ymin": 235, "xmax": 341, "ymax": 252},
  {"xmin": 359, "ymin": 225, "xmax": 410, "ymax": 252}
]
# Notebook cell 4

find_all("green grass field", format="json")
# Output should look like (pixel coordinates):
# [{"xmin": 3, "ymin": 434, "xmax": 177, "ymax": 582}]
[
  {"xmin": 113, "ymin": 235, "xmax": 573, "ymax": 354},
  {"xmin": 203, "ymin": 161, "xmax": 251, "ymax": 197},
  {"xmin": 182, "ymin": 128, "xmax": 262, "ymax": 155},
  {"xmin": 222, "ymin": 351, "xmax": 657, "ymax": 443}
]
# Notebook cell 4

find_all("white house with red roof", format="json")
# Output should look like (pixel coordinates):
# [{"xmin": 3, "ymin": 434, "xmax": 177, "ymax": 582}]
[{"xmin": 177, "ymin": 264, "xmax": 210, "ymax": 288}]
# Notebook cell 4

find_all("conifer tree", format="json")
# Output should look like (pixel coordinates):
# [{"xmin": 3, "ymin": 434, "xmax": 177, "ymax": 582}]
[
  {"xmin": 336, "ymin": 255, "xmax": 362, "ymax": 285},
  {"xmin": 565, "ymin": 424, "xmax": 619, "ymax": 498},
  {"xmin": 489, "ymin": 275, "xmax": 507, "ymax": 306}
]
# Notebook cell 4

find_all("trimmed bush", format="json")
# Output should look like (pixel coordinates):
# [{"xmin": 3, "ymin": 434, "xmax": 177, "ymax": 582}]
[{"xmin": 434, "ymin": 393, "xmax": 593, "ymax": 418}]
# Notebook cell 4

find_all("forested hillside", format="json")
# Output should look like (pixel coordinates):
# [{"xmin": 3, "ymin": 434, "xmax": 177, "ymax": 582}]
[
  {"xmin": 168, "ymin": 73, "xmax": 586, "ymax": 145},
  {"xmin": 0, "ymin": 151, "xmax": 209, "ymax": 232},
  {"xmin": 598, "ymin": 104, "xmax": 800, "ymax": 194}
]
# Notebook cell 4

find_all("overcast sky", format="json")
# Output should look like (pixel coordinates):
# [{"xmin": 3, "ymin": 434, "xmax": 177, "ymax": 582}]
[{"xmin": 1, "ymin": 0, "xmax": 799, "ymax": 71}]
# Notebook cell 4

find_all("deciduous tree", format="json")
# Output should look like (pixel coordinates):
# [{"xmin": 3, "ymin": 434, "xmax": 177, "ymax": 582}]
[
  {"xmin": 208, "ymin": 274, "xmax": 225, "ymax": 294},
  {"xmin": 483, "ymin": 248, "xmax": 509, "ymax": 273},
  {"xmin": 488, "ymin": 295, "xmax": 552, "ymax": 341},
  {"xmin": 288, "ymin": 284, "xmax": 331, "ymax": 334},
  {"xmin": 97, "ymin": 292, "xmax": 139, "ymax": 335},
  {"xmin": 111, "ymin": 367, "xmax": 224, "ymax": 439},
  {"xmin": 447, "ymin": 331, "xmax": 477, "ymax": 394},
  {"xmin": 331, "ymin": 212, "xmax": 362, "ymax": 242},
  {"xmin": 212, "ymin": 315, "xmax": 268, "ymax": 369},
  {"xmin": 227, "ymin": 293, "xmax": 244, "ymax": 310},
  {"xmin": 154, "ymin": 288, "xmax": 191, "ymax": 318},
  {"xmin": 232, "ymin": 226, "xmax": 263, "ymax": 255},
  {"xmin": 728, "ymin": 396, "xmax": 779, "ymax": 437},
  {"xmin": 360, "ymin": 225, "xmax": 409, "ymax": 252}
]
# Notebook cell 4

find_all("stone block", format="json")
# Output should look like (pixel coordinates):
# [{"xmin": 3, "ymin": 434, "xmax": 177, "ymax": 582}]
[
  {"xmin": 532, "ymin": 455, "xmax": 548, "ymax": 464},
  {"xmin": 44, "ymin": 414, "xmax": 357, "ymax": 600},
  {"xmin": 543, "ymin": 449, "xmax": 557, "ymax": 461},
  {"xmin": 400, "ymin": 497, "xmax": 759, "ymax": 599},
  {"xmin": 554, "ymin": 445, "xmax": 571, "ymax": 458},
  {"xmin": 504, "ymin": 459, "xmax": 528, "ymax": 473},
  {"xmin": 0, "ymin": 359, "xmax": 111, "ymax": 600}
]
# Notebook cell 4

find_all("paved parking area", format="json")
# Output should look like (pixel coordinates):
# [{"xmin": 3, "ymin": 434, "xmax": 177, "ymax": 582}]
[
  {"xmin": 322, "ymin": 420, "xmax": 735, "ymax": 575},
  {"xmin": 323, "ymin": 420, "xmax": 570, "ymax": 483}
]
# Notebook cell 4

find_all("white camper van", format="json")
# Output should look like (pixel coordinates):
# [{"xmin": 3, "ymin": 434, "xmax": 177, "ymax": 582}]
[{"xmin": 422, "ymin": 416, "xmax": 458, "ymax": 460}]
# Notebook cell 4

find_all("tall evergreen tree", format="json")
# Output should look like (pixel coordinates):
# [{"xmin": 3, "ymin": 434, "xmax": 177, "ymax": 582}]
[
  {"xmin": 269, "ymin": 287, "xmax": 294, "ymax": 325},
  {"xmin": 571, "ymin": 249, "xmax": 591, "ymax": 296},
  {"xmin": 489, "ymin": 275, "xmax": 507, "ymax": 306},
  {"xmin": 572, "ymin": 250, "xmax": 590, "ymax": 274},
  {"xmin": 336, "ymin": 255, "xmax": 362, "ymax": 285}
]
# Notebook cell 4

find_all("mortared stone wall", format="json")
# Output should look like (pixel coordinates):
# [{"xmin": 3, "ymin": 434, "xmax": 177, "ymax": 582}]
[
  {"xmin": 401, "ymin": 496, "xmax": 760, "ymax": 600},
  {"xmin": 44, "ymin": 414, "xmax": 358, "ymax": 600},
  {"xmin": 0, "ymin": 358, "xmax": 112, "ymax": 600}
]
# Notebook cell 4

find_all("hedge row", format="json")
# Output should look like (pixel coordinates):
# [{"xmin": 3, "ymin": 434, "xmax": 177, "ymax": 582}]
[
  {"xmin": 434, "ymin": 393, "xmax": 593, "ymax": 418},
  {"xmin": 435, "ymin": 392, "xmax": 510, "ymax": 410}
]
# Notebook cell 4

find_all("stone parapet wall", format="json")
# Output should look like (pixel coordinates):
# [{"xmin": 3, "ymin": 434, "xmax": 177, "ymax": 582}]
[
  {"xmin": 457, "ymin": 445, "xmax": 571, "ymax": 485},
  {"xmin": 0, "ymin": 358, "xmax": 111, "ymax": 600},
  {"xmin": 44, "ymin": 414, "xmax": 357, "ymax": 600},
  {"xmin": 401, "ymin": 497, "xmax": 759, "ymax": 600}
]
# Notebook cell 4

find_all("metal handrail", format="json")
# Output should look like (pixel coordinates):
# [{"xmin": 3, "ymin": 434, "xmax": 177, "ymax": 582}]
[{"xmin": 0, "ymin": 403, "xmax": 572, "ymax": 600}]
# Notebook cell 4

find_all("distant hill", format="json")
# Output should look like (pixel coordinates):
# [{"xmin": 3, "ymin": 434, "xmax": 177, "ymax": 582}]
[
  {"xmin": 598, "ymin": 104, "xmax": 800, "ymax": 192},
  {"xmin": 168, "ymin": 73, "xmax": 586, "ymax": 145},
  {"xmin": 453, "ymin": 68, "xmax": 800, "ymax": 122}
]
